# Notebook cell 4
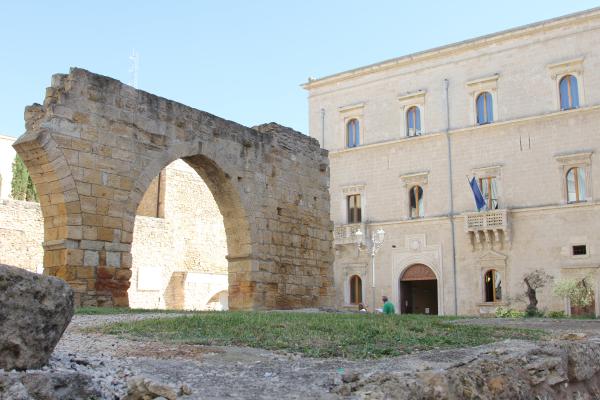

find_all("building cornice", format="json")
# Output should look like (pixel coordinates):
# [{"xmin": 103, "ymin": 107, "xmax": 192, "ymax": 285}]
[
  {"xmin": 328, "ymin": 104, "xmax": 600, "ymax": 156},
  {"xmin": 302, "ymin": 7, "xmax": 600, "ymax": 90}
]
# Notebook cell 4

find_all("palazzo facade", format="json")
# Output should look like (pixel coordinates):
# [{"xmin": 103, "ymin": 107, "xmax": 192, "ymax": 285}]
[{"xmin": 304, "ymin": 8, "xmax": 600, "ymax": 316}]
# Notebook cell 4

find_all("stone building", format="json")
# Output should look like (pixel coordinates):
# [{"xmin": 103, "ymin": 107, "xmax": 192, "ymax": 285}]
[
  {"xmin": 0, "ymin": 134, "xmax": 16, "ymax": 200},
  {"xmin": 303, "ymin": 7, "xmax": 600, "ymax": 316}
]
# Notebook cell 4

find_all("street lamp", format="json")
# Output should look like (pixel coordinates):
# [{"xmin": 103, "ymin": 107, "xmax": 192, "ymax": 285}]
[{"xmin": 354, "ymin": 227, "xmax": 385, "ymax": 311}]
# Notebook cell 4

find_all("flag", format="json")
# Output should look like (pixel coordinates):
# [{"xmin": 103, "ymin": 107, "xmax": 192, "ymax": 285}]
[{"xmin": 469, "ymin": 177, "xmax": 486, "ymax": 211}]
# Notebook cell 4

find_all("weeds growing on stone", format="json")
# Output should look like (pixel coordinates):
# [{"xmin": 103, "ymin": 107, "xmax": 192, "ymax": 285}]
[{"xmin": 95, "ymin": 312, "xmax": 545, "ymax": 359}]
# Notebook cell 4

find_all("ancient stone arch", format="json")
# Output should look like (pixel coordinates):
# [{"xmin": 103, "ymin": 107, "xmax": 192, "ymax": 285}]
[{"xmin": 13, "ymin": 68, "xmax": 334, "ymax": 309}]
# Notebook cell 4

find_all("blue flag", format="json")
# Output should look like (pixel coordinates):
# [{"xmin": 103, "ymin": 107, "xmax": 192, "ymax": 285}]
[{"xmin": 469, "ymin": 177, "xmax": 486, "ymax": 211}]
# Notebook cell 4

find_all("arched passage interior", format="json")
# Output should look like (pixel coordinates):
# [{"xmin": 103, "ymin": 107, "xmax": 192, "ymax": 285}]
[
  {"xmin": 129, "ymin": 158, "xmax": 229, "ymax": 310},
  {"xmin": 399, "ymin": 264, "xmax": 438, "ymax": 315}
]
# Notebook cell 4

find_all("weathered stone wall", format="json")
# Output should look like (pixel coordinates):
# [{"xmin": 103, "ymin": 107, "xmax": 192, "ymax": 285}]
[
  {"xmin": 13, "ymin": 68, "xmax": 334, "ymax": 309},
  {"xmin": 0, "ymin": 160, "xmax": 229, "ymax": 310},
  {"xmin": 0, "ymin": 199, "xmax": 43, "ymax": 273}
]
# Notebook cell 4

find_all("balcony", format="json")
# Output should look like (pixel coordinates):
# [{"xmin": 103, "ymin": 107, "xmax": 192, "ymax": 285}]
[
  {"xmin": 463, "ymin": 209, "xmax": 510, "ymax": 250},
  {"xmin": 333, "ymin": 223, "xmax": 365, "ymax": 246}
]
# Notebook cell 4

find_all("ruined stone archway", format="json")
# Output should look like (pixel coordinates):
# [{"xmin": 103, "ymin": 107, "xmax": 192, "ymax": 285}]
[{"xmin": 13, "ymin": 68, "xmax": 334, "ymax": 309}]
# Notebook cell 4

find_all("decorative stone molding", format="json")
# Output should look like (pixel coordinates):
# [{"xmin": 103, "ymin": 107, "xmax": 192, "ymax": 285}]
[
  {"xmin": 341, "ymin": 184, "xmax": 366, "ymax": 195},
  {"xmin": 554, "ymin": 151, "xmax": 593, "ymax": 166},
  {"xmin": 397, "ymin": 90, "xmax": 426, "ymax": 107},
  {"xmin": 399, "ymin": 171, "xmax": 429, "ymax": 188},
  {"xmin": 338, "ymin": 102, "xmax": 365, "ymax": 113},
  {"xmin": 547, "ymin": 57, "xmax": 584, "ymax": 79},
  {"xmin": 471, "ymin": 165, "xmax": 502, "ymax": 179},
  {"xmin": 466, "ymin": 74, "xmax": 500, "ymax": 93}
]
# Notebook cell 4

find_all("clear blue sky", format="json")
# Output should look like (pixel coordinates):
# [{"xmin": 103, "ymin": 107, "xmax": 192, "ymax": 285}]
[{"xmin": 0, "ymin": 1, "xmax": 598, "ymax": 138}]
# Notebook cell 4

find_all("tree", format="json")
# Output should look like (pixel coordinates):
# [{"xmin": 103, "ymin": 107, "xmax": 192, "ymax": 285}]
[
  {"xmin": 523, "ymin": 269, "xmax": 553, "ymax": 316},
  {"xmin": 11, "ymin": 155, "xmax": 38, "ymax": 202},
  {"xmin": 553, "ymin": 276, "xmax": 595, "ymax": 309}
]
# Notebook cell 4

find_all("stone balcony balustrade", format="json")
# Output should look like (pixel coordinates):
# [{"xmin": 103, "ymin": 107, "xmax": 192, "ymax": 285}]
[{"xmin": 464, "ymin": 209, "xmax": 510, "ymax": 250}]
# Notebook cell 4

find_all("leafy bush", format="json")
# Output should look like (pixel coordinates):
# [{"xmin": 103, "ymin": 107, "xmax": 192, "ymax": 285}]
[
  {"xmin": 495, "ymin": 306, "xmax": 525, "ymax": 318},
  {"xmin": 553, "ymin": 276, "xmax": 595, "ymax": 308},
  {"xmin": 547, "ymin": 310, "xmax": 566, "ymax": 318}
]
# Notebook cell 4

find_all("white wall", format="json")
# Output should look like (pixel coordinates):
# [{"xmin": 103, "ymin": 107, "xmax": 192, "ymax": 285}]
[{"xmin": 0, "ymin": 135, "xmax": 16, "ymax": 200}]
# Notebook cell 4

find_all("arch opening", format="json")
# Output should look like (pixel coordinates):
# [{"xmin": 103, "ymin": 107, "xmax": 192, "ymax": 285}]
[
  {"xmin": 399, "ymin": 264, "xmax": 438, "ymax": 315},
  {"xmin": 129, "ymin": 158, "xmax": 230, "ymax": 310}
]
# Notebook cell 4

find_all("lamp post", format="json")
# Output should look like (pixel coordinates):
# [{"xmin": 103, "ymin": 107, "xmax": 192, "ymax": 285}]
[{"xmin": 355, "ymin": 227, "xmax": 385, "ymax": 311}]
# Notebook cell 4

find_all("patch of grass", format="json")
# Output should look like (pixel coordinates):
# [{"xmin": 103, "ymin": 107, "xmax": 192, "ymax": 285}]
[
  {"xmin": 76, "ymin": 307, "xmax": 188, "ymax": 315},
  {"xmin": 95, "ymin": 312, "xmax": 545, "ymax": 359}
]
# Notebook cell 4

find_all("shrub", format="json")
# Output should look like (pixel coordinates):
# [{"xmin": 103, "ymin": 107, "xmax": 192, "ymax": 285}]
[
  {"xmin": 553, "ymin": 276, "xmax": 595, "ymax": 309},
  {"xmin": 495, "ymin": 306, "xmax": 525, "ymax": 318},
  {"xmin": 547, "ymin": 311, "xmax": 566, "ymax": 318}
]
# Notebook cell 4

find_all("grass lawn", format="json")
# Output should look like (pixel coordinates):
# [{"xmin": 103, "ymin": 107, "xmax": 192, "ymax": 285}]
[{"xmin": 94, "ymin": 311, "xmax": 545, "ymax": 359}]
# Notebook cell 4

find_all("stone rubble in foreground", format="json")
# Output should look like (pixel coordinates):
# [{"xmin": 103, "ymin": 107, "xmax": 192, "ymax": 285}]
[{"xmin": 3, "ymin": 313, "xmax": 600, "ymax": 399}]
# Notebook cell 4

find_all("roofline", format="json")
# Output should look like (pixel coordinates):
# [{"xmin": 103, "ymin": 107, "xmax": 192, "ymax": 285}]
[
  {"xmin": 302, "ymin": 6, "xmax": 600, "ymax": 90},
  {"xmin": 0, "ymin": 134, "xmax": 17, "ymax": 142}
]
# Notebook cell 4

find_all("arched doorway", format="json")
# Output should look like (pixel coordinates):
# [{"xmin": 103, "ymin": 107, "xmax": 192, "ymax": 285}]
[{"xmin": 399, "ymin": 264, "xmax": 438, "ymax": 315}]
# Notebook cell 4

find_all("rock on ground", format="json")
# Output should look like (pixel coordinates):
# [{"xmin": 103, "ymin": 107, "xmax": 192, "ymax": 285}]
[
  {"xmin": 0, "ymin": 264, "xmax": 74, "ymax": 371},
  {"xmin": 0, "ymin": 370, "xmax": 101, "ymax": 400}
]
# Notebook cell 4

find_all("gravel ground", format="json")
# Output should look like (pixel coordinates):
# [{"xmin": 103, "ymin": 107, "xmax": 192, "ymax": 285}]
[
  {"xmin": 41, "ymin": 314, "xmax": 600, "ymax": 399},
  {"xmin": 451, "ymin": 317, "xmax": 600, "ymax": 335}
]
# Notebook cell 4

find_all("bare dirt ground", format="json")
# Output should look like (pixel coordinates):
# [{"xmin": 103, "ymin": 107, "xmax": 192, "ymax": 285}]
[{"xmin": 53, "ymin": 314, "xmax": 600, "ymax": 399}]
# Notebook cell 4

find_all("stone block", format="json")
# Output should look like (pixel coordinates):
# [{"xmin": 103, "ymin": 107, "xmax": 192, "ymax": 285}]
[{"xmin": 83, "ymin": 250, "xmax": 99, "ymax": 267}]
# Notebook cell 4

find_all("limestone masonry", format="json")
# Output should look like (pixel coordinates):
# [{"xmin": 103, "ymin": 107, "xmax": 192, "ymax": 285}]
[
  {"xmin": 304, "ymin": 7, "xmax": 600, "ymax": 316},
  {"xmin": 12, "ymin": 68, "xmax": 334, "ymax": 309}
]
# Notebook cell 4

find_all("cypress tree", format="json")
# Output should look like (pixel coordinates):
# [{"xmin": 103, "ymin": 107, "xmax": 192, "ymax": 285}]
[{"xmin": 11, "ymin": 155, "xmax": 38, "ymax": 202}]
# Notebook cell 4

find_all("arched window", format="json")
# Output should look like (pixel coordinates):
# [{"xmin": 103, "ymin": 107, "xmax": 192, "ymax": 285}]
[
  {"xmin": 406, "ymin": 106, "xmax": 421, "ymax": 137},
  {"xmin": 476, "ymin": 92, "xmax": 493, "ymax": 125},
  {"xmin": 346, "ymin": 119, "xmax": 360, "ymax": 148},
  {"xmin": 484, "ymin": 269, "xmax": 502, "ymax": 302},
  {"xmin": 559, "ymin": 75, "xmax": 579, "ymax": 110},
  {"xmin": 409, "ymin": 186, "xmax": 424, "ymax": 218},
  {"xmin": 566, "ymin": 167, "xmax": 586, "ymax": 203},
  {"xmin": 349, "ymin": 275, "xmax": 362, "ymax": 304}
]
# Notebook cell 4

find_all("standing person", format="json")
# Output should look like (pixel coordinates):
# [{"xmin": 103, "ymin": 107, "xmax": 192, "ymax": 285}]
[{"xmin": 382, "ymin": 296, "xmax": 395, "ymax": 315}]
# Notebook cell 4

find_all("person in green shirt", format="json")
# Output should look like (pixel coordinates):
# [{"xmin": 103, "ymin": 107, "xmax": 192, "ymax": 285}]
[{"xmin": 382, "ymin": 296, "xmax": 395, "ymax": 314}]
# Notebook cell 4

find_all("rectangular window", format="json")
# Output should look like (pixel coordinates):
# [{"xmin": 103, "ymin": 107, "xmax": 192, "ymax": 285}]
[
  {"xmin": 572, "ymin": 245, "xmax": 587, "ymax": 256},
  {"xmin": 347, "ymin": 194, "xmax": 361, "ymax": 224},
  {"xmin": 478, "ymin": 177, "xmax": 498, "ymax": 210}
]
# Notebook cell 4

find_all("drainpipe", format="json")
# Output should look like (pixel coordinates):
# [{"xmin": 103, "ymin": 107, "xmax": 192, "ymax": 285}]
[
  {"xmin": 444, "ymin": 79, "xmax": 459, "ymax": 316},
  {"xmin": 320, "ymin": 108, "xmax": 325, "ymax": 148}
]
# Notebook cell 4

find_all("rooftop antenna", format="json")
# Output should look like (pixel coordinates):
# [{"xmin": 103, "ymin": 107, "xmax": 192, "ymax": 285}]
[{"xmin": 129, "ymin": 49, "xmax": 139, "ymax": 89}]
